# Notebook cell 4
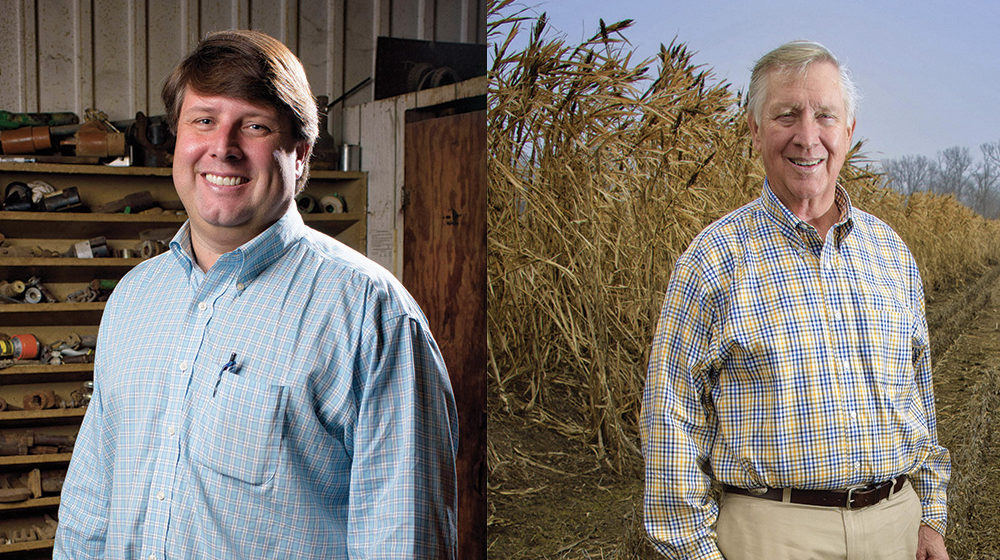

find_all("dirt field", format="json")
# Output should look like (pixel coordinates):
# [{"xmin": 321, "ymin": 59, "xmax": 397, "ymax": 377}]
[{"xmin": 488, "ymin": 264, "xmax": 1000, "ymax": 559}]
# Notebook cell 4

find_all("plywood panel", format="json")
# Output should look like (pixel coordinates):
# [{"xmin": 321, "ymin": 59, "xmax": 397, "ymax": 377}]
[{"xmin": 403, "ymin": 109, "xmax": 486, "ymax": 560}]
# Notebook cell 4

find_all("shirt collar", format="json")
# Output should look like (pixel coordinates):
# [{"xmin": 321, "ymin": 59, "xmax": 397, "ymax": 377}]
[
  {"xmin": 169, "ymin": 206, "xmax": 306, "ymax": 288},
  {"xmin": 761, "ymin": 179, "xmax": 855, "ymax": 244}
]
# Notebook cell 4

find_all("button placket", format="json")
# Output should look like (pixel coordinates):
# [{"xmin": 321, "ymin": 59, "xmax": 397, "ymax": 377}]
[{"xmin": 144, "ymin": 290, "xmax": 215, "ymax": 553}]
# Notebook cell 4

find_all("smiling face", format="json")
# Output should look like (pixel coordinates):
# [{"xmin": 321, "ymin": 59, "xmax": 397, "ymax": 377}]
[
  {"xmin": 749, "ymin": 61, "xmax": 855, "ymax": 219},
  {"xmin": 172, "ymin": 89, "xmax": 308, "ymax": 260}
]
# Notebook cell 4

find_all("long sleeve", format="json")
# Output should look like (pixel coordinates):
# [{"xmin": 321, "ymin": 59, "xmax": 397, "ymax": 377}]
[
  {"xmin": 53, "ymin": 375, "xmax": 111, "ymax": 559},
  {"xmin": 641, "ymin": 255, "xmax": 725, "ymax": 560},
  {"xmin": 907, "ymin": 261, "xmax": 950, "ymax": 535},
  {"xmin": 347, "ymin": 314, "xmax": 459, "ymax": 559}
]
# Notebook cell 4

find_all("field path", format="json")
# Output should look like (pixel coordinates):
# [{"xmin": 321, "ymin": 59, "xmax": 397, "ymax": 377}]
[
  {"xmin": 931, "ymin": 264, "xmax": 1000, "ymax": 411},
  {"xmin": 928, "ymin": 263, "xmax": 1000, "ymax": 557}
]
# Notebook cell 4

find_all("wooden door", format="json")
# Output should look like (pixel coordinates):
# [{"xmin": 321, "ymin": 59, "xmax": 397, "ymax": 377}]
[{"xmin": 404, "ymin": 107, "xmax": 486, "ymax": 559}]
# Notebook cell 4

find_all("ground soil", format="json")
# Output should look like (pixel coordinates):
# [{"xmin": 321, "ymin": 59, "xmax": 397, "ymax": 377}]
[{"xmin": 488, "ymin": 264, "xmax": 1000, "ymax": 559}]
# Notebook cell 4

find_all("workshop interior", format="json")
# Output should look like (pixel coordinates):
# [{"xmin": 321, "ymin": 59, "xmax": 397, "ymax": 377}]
[{"xmin": 0, "ymin": 1, "xmax": 486, "ymax": 558}]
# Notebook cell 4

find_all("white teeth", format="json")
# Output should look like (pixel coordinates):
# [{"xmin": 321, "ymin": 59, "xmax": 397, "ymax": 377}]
[
  {"xmin": 790, "ymin": 158, "xmax": 822, "ymax": 167},
  {"xmin": 205, "ymin": 173, "xmax": 248, "ymax": 186}
]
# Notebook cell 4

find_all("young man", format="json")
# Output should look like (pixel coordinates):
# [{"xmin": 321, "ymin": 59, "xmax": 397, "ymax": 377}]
[
  {"xmin": 55, "ymin": 30, "xmax": 458, "ymax": 560},
  {"xmin": 641, "ymin": 41, "xmax": 950, "ymax": 560}
]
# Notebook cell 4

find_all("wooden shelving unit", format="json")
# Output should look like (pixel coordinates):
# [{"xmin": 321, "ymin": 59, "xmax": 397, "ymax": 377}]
[{"xmin": 0, "ymin": 162, "xmax": 367, "ymax": 556}]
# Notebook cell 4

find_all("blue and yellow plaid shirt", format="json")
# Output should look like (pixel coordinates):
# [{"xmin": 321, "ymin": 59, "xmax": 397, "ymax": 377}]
[
  {"xmin": 55, "ymin": 209, "xmax": 458, "ymax": 559},
  {"xmin": 641, "ymin": 182, "xmax": 950, "ymax": 559}
]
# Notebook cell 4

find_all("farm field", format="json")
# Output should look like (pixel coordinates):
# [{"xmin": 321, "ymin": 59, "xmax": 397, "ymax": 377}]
[{"xmin": 488, "ymin": 264, "xmax": 1000, "ymax": 559}]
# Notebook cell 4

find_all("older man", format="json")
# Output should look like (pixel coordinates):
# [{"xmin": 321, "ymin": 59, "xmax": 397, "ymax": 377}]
[{"xmin": 641, "ymin": 41, "xmax": 950, "ymax": 560}]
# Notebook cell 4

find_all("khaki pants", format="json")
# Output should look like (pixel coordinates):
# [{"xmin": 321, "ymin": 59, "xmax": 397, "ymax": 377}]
[{"xmin": 717, "ymin": 481, "xmax": 921, "ymax": 560}]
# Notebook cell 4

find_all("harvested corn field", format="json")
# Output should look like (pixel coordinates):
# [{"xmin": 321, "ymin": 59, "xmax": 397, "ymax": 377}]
[
  {"xmin": 489, "ymin": 268, "xmax": 1000, "ymax": 558},
  {"xmin": 489, "ymin": 1, "xmax": 1000, "ymax": 557}
]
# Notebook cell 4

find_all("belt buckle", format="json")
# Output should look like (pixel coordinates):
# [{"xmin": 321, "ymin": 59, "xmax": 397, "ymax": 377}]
[
  {"xmin": 846, "ymin": 485, "xmax": 862, "ymax": 510},
  {"xmin": 846, "ymin": 479, "xmax": 889, "ymax": 510}
]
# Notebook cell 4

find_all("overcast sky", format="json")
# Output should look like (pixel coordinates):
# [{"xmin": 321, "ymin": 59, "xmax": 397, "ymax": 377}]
[{"xmin": 498, "ymin": 0, "xmax": 1000, "ymax": 163}]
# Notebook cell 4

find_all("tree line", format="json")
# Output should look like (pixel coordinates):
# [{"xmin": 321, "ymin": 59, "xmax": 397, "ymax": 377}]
[{"xmin": 881, "ymin": 141, "xmax": 1000, "ymax": 219}]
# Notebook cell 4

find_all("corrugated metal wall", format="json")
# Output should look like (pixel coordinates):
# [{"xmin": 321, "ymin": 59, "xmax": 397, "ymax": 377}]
[{"xmin": 0, "ymin": 0, "xmax": 485, "ymax": 146}]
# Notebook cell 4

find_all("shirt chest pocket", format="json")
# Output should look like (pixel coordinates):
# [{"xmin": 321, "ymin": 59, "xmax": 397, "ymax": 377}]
[{"xmin": 191, "ymin": 378, "xmax": 288, "ymax": 485}]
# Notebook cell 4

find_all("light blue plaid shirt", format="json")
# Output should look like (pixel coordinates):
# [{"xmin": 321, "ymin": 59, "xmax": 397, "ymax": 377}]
[
  {"xmin": 54, "ymin": 208, "xmax": 459, "ymax": 560},
  {"xmin": 641, "ymin": 182, "xmax": 950, "ymax": 559}
]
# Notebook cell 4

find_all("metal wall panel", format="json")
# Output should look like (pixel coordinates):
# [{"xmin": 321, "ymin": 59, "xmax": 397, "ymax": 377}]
[{"xmin": 0, "ymin": 0, "xmax": 485, "ymax": 145}]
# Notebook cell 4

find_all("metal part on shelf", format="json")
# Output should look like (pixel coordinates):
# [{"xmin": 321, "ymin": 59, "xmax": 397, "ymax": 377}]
[
  {"xmin": 140, "ymin": 239, "xmax": 167, "ymax": 259},
  {"xmin": 40, "ymin": 186, "xmax": 83, "ymax": 212},
  {"xmin": 23, "ymin": 286, "xmax": 42, "ymax": 303},
  {"xmin": 296, "ymin": 192, "xmax": 316, "ymax": 213},
  {"xmin": 320, "ymin": 193, "xmax": 347, "ymax": 213},
  {"xmin": 92, "ymin": 190, "xmax": 155, "ymax": 214},
  {"xmin": 0, "ymin": 334, "xmax": 39, "ymax": 360},
  {"xmin": 0, "ymin": 280, "xmax": 25, "ymax": 298},
  {"xmin": 0, "ymin": 126, "xmax": 52, "ymax": 154}
]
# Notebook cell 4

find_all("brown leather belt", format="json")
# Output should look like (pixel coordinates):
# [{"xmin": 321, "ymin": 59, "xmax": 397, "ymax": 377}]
[{"xmin": 722, "ymin": 475, "xmax": 907, "ymax": 510}]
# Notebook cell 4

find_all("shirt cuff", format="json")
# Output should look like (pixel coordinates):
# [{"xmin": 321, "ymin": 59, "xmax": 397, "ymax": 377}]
[{"xmin": 921, "ymin": 517, "xmax": 946, "ymax": 537}]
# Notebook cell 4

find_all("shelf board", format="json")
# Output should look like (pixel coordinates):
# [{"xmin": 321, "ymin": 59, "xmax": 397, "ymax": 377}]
[
  {"xmin": 302, "ymin": 212, "xmax": 365, "ymax": 237},
  {"xmin": 0, "ymin": 498, "xmax": 59, "ymax": 513},
  {"xmin": 0, "ymin": 162, "xmax": 172, "ymax": 176},
  {"xmin": 0, "ymin": 303, "xmax": 104, "ymax": 326},
  {"xmin": 0, "ymin": 163, "xmax": 362, "ymax": 180},
  {"xmin": 0, "ymin": 211, "xmax": 183, "ymax": 239},
  {"xmin": 0, "ymin": 408, "xmax": 85, "ymax": 428},
  {"xmin": 0, "ymin": 539, "xmax": 54, "ymax": 554},
  {"xmin": 0, "ymin": 363, "xmax": 93, "ymax": 385},
  {"xmin": 0, "ymin": 257, "xmax": 138, "ymax": 282},
  {"xmin": 310, "ymin": 169, "xmax": 365, "ymax": 180},
  {"xmin": 0, "ymin": 454, "xmax": 72, "ymax": 468},
  {"xmin": 0, "ymin": 212, "xmax": 359, "ymax": 240}
]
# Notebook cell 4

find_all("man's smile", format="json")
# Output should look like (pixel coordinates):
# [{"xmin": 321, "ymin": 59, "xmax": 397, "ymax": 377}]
[
  {"xmin": 787, "ymin": 157, "xmax": 825, "ymax": 168},
  {"xmin": 204, "ymin": 173, "xmax": 250, "ymax": 187}
]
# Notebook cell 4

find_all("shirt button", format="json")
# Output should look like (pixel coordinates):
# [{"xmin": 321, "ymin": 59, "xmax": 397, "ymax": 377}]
[
  {"xmin": 149, "ymin": 555, "xmax": 157, "ymax": 560},
  {"xmin": 179, "ymin": 362, "xmax": 188, "ymax": 371},
  {"xmin": 168, "ymin": 426, "xmax": 176, "ymax": 436},
  {"xmin": 849, "ymin": 411, "xmax": 858, "ymax": 419},
  {"xmin": 236, "ymin": 282, "xmax": 245, "ymax": 291},
  {"xmin": 198, "ymin": 301, "xmax": 208, "ymax": 311},
  {"xmin": 157, "ymin": 490, "xmax": 166, "ymax": 501},
  {"xmin": 854, "ymin": 461, "xmax": 862, "ymax": 471}
]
